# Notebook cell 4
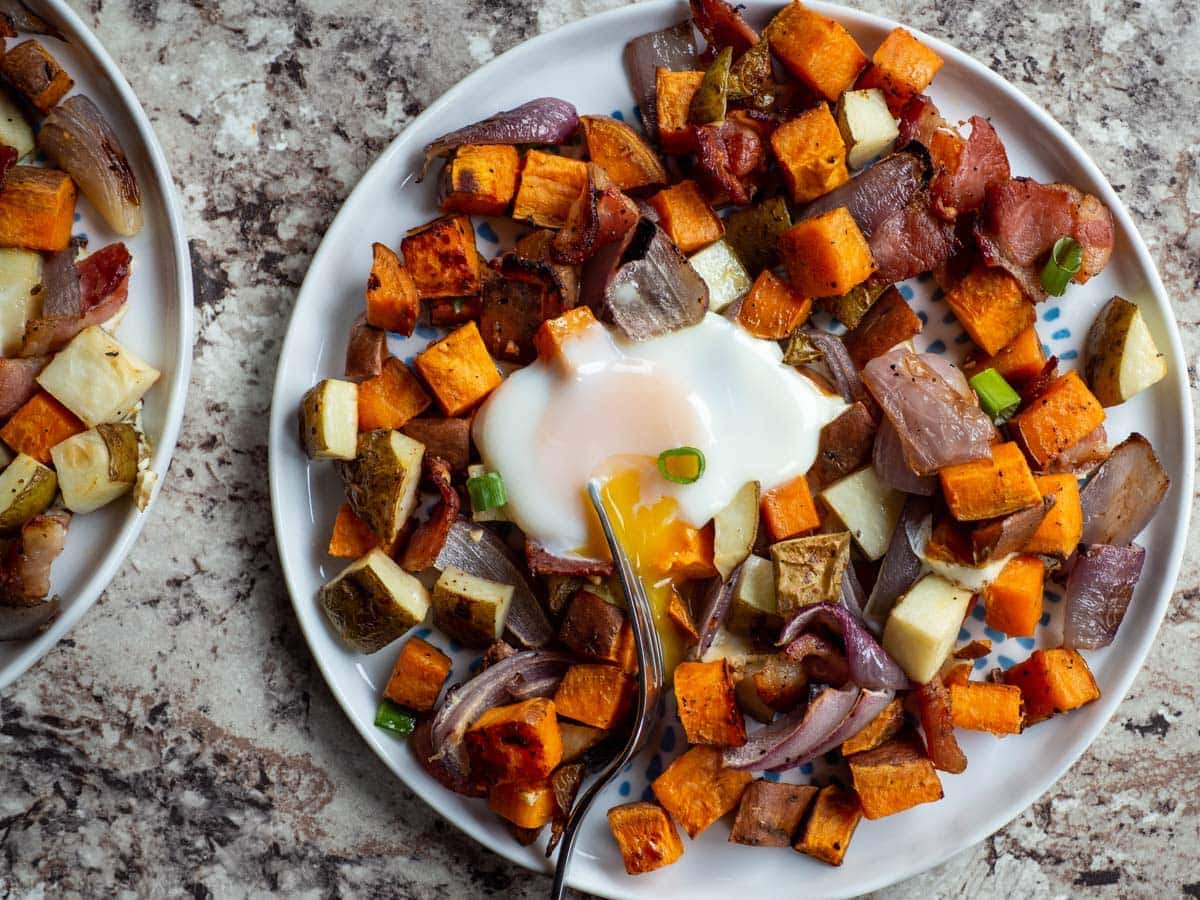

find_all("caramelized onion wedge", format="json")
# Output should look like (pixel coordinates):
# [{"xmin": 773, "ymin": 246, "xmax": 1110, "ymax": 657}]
[
  {"xmin": 604, "ymin": 220, "xmax": 708, "ymax": 340},
  {"xmin": 723, "ymin": 684, "xmax": 860, "ymax": 772},
  {"xmin": 0, "ymin": 596, "xmax": 60, "ymax": 641},
  {"xmin": 624, "ymin": 23, "xmax": 696, "ymax": 141},
  {"xmin": 1079, "ymin": 433, "xmax": 1169, "ymax": 546},
  {"xmin": 38, "ymin": 96, "xmax": 142, "ymax": 236},
  {"xmin": 420, "ymin": 98, "xmax": 579, "ymax": 179},
  {"xmin": 780, "ymin": 602, "xmax": 910, "ymax": 691},
  {"xmin": 1063, "ymin": 543, "xmax": 1145, "ymax": 650}
]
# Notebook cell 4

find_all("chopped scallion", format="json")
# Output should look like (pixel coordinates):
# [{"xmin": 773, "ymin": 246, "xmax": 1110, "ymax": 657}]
[
  {"xmin": 657, "ymin": 446, "xmax": 706, "ymax": 484},
  {"xmin": 374, "ymin": 699, "xmax": 416, "ymax": 737},
  {"xmin": 1041, "ymin": 236, "xmax": 1083, "ymax": 296},
  {"xmin": 969, "ymin": 367, "xmax": 1021, "ymax": 422},
  {"xmin": 467, "ymin": 470, "xmax": 508, "ymax": 512}
]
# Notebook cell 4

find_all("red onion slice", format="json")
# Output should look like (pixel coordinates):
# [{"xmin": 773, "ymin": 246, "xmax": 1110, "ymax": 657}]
[
  {"xmin": 801, "ymin": 687, "xmax": 895, "ymax": 766},
  {"xmin": 809, "ymin": 330, "xmax": 868, "ymax": 405},
  {"xmin": 784, "ymin": 632, "xmax": 850, "ymax": 686},
  {"xmin": 624, "ymin": 22, "xmax": 696, "ymax": 141},
  {"xmin": 421, "ymin": 98, "xmax": 579, "ymax": 178},
  {"xmin": 723, "ymin": 685, "xmax": 860, "ymax": 772},
  {"xmin": 691, "ymin": 568, "xmax": 739, "ymax": 661},
  {"xmin": 864, "ymin": 496, "xmax": 930, "ymax": 633},
  {"xmin": 873, "ymin": 417, "xmax": 937, "ymax": 495},
  {"xmin": 1063, "ymin": 543, "xmax": 1146, "ymax": 650},
  {"xmin": 780, "ymin": 602, "xmax": 910, "ymax": 691},
  {"xmin": 1080, "ymin": 433, "xmax": 1169, "ymax": 546},
  {"xmin": 603, "ymin": 220, "xmax": 709, "ymax": 340}
]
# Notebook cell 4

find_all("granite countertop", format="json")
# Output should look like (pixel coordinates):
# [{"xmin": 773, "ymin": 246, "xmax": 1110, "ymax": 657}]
[{"xmin": 2, "ymin": 0, "xmax": 1197, "ymax": 896}]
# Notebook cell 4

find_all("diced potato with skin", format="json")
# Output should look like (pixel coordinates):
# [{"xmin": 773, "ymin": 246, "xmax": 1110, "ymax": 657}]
[
  {"xmin": 0, "ymin": 247, "xmax": 41, "ymax": 355},
  {"xmin": 1084, "ymin": 296, "xmax": 1167, "ymax": 406},
  {"xmin": 651, "ymin": 745, "xmax": 752, "ymax": 838},
  {"xmin": 413, "ymin": 321, "xmax": 502, "ymax": 417},
  {"xmin": 36, "ymin": 326, "xmax": 161, "ymax": 427},
  {"xmin": 713, "ymin": 481, "xmax": 759, "ymax": 580},
  {"xmin": 49, "ymin": 424, "xmax": 138, "ymax": 513},
  {"xmin": 465, "ymin": 697, "xmax": 563, "ymax": 782},
  {"xmin": 836, "ymin": 89, "xmax": 900, "ymax": 170},
  {"xmin": 882, "ymin": 574, "xmax": 974, "ymax": 684},
  {"xmin": 727, "ymin": 554, "xmax": 781, "ymax": 638},
  {"xmin": 820, "ymin": 466, "xmax": 905, "ymax": 560},
  {"xmin": 0, "ymin": 452, "xmax": 56, "ymax": 530},
  {"xmin": 607, "ymin": 801, "xmax": 685, "ymax": 874},
  {"xmin": 317, "ymin": 548, "xmax": 430, "ymax": 654},
  {"xmin": 688, "ymin": 240, "xmax": 752, "ymax": 313},
  {"xmin": 794, "ymin": 783, "xmax": 863, "ymax": 866},
  {"xmin": 770, "ymin": 105, "xmax": 850, "ymax": 204},
  {"xmin": 0, "ymin": 89, "xmax": 35, "ymax": 160},
  {"xmin": 557, "ymin": 588, "xmax": 626, "ymax": 663},
  {"xmin": 431, "ymin": 565, "xmax": 515, "ymax": 648},
  {"xmin": 771, "ymin": 532, "xmax": 851, "ymax": 616},
  {"xmin": 335, "ymin": 429, "xmax": 424, "ymax": 546},
  {"xmin": 300, "ymin": 379, "xmax": 358, "ymax": 460}
]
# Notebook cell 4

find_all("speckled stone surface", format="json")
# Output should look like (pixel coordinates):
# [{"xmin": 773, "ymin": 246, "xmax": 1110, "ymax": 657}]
[{"xmin": 2, "ymin": 1, "xmax": 1197, "ymax": 897}]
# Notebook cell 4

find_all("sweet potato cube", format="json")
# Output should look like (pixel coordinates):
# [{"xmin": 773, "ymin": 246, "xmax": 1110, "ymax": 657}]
[
  {"xmin": 0, "ymin": 41, "xmax": 73, "ymax": 112},
  {"xmin": 1010, "ymin": 371, "xmax": 1106, "ymax": 469},
  {"xmin": 841, "ymin": 697, "xmax": 905, "ymax": 756},
  {"xmin": 942, "ymin": 662, "xmax": 972, "ymax": 688},
  {"xmin": 327, "ymin": 503, "xmax": 381, "ymax": 558},
  {"xmin": 0, "ymin": 166, "xmax": 77, "ymax": 252},
  {"xmin": 647, "ymin": 179, "xmax": 724, "ymax": 254},
  {"xmin": 729, "ymin": 780, "xmax": 817, "ymax": 847},
  {"xmin": 651, "ymin": 745, "xmax": 752, "ymax": 838},
  {"xmin": 1023, "ymin": 473, "xmax": 1082, "ymax": 557},
  {"xmin": 580, "ymin": 115, "xmax": 667, "ymax": 194},
  {"xmin": 939, "ymin": 442, "xmax": 1042, "ymax": 522},
  {"xmin": 357, "ymin": 357, "xmax": 432, "ymax": 431},
  {"xmin": 399, "ymin": 417, "xmax": 471, "ymax": 472},
  {"xmin": 945, "ymin": 265, "xmax": 1035, "ymax": 356},
  {"xmin": 794, "ymin": 784, "xmax": 862, "ymax": 866},
  {"xmin": 674, "ymin": 659, "xmax": 747, "ymax": 747},
  {"xmin": 414, "ymin": 321, "xmax": 502, "ymax": 416},
  {"xmin": 780, "ymin": 207, "xmax": 876, "ymax": 297},
  {"xmin": 656, "ymin": 521, "xmax": 718, "ymax": 580},
  {"xmin": 770, "ymin": 105, "xmax": 850, "ymax": 204},
  {"xmin": 512, "ymin": 149, "xmax": 589, "ymax": 228},
  {"xmin": 400, "ymin": 215, "xmax": 481, "ymax": 298},
  {"xmin": 480, "ymin": 269, "xmax": 562, "ymax": 364},
  {"xmin": 963, "ymin": 324, "xmax": 1046, "ymax": 385},
  {"xmin": 440, "ymin": 144, "xmax": 521, "ymax": 217},
  {"xmin": 1003, "ymin": 647, "xmax": 1099, "ymax": 725},
  {"xmin": 365, "ymin": 242, "xmax": 419, "ymax": 336},
  {"xmin": 489, "ymin": 777, "xmax": 559, "ymax": 829},
  {"xmin": 0, "ymin": 391, "xmax": 84, "ymax": 465},
  {"xmin": 764, "ymin": 2, "xmax": 868, "ymax": 101},
  {"xmin": 761, "ymin": 474, "xmax": 821, "ymax": 541},
  {"xmin": 848, "ymin": 733, "xmax": 943, "ymax": 819},
  {"xmin": 383, "ymin": 635, "xmax": 452, "ymax": 712},
  {"xmin": 464, "ymin": 697, "xmax": 563, "ymax": 782},
  {"xmin": 607, "ymin": 802, "xmax": 685, "ymax": 874},
  {"xmin": 656, "ymin": 69, "xmax": 706, "ymax": 154},
  {"xmin": 533, "ymin": 305, "xmax": 599, "ymax": 372},
  {"xmin": 553, "ymin": 663, "xmax": 635, "ymax": 729},
  {"xmin": 667, "ymin": 588, "xmax": 699, "ymax": 642},
  {"xmin": 983, "ymin": 554, "xmax": 1044, "ymax": 638},
  {"xmin": 842, "ymin": 286, "xmax": 923, "ymax": 368},
  {"xmin": 949, "ymin": 681, "xmax": 1024, "ymax": 735},
  {"xmin": 737, "ymin": 270, "xmax": 812, "ymax": 339},
  {"xmin": 858, "ymin": 28, "xmax": 944, "ymax": 112}
]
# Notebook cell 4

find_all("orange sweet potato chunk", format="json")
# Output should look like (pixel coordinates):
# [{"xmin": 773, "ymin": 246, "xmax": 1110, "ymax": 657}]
[
  {"xmin": 651, "ymin": 745, "xmax": 752, "ymax": 838},
  {"xmin": 945, "ymin": 265, "xmax": 1036, "ymax": 356},
  {"xmin": 607, "ymin": 801, "xmax": 685, "ymax": 874},
  {"xmin": 847, "ymin": 733, "xmax": 943, "ymax": 819},
  {"xmin": 414, "ymin": 321, "xmax": 502, "ymax": 416},
  {"xmin": 512, "ymin": 149, "xmax": 589, "ymax": 228},
  {"xmin": 533, "ymin": 305, "xmax": 599, "ymax": 371},
  {"xmin": 858, "ymin": 27, "xmax": 944, "ymax": 112},
  {"xmin": 983, "ymin": 554, "xmax": 1045, "ymax": 637},
  {"xmin": 400, "ymin": 214, "xmax": 481, "ymax": 298},
  {"xmin": 0, "ymin": 166, "xmax": 77, "ymax": 252},
  {"xmin": 761, "ymin": 474, "xmax": 821, "ymax": 541},
  {"xmin": 841, "ymin": 697, "xmax": 905, "ymax": 756},
  {"xmin": 327, "ymin": 503, "xmax": 381, "ymax": 558},
  {"xmin": 780, "ymin": 207, "xmax": 876, "ymax": 297},
  {"xmin": 655, "ymin": 69, "xmax": 706, "ymax": 154},
  {"xmin": 581, "ymin": 115, "xmax": 668, "ymax": 194},
  {"xmin": 949, "ymin": 681, "xmax": 1025, "ymax": 735},
  {"xmin": 793, "ymin": 783, "xmax": 862, "ymax": 866},
  {"xmin": 939, "ymin": 442, "xmax": 1042, "ymax": 522},
  {"xmin": 365, "ymin": 242, "xmax": 419, "ymax": 336},
  {"xmin": 440, "ymin": 144, "xmax": 521, "ymax": 217},
  {"xmin": 1022, "ymin": 473, "xmax": 1083, "ymax": 557},
  {"xmin": 962, "ymin": 325, "xmax": 1047, "ymax": 385},
  {"xmin": 357, "ymin": 357, "xmax": 432, "ymax": 431},
  {"xmin": 737, "ymin": 270, "xmax": 812, "ymax": 340},
  {"xmin": 764, "ymin": 2, "xmax": 868, "ymax": 101},
  {"xmin": 489, "ymin": 777, "xmax": 559, "ymax": 829},
  {"xmin": 383, "ymin": 636, "xmax": 451, "ymax": 712},
  {"xmin": 553, "ymin": 664, "xmax": 635, "ymax": 729},
  {"xmin": 770, "ymin": 105, "xmax": 850, "ymax": 204},
  {"xmin": 1010, "ymin": 371, "xmax": 1106, "ymax": 469},
  {"xmin": 1003, "ymin": 647, "xmax": 1100, "ymax": 725},
  {"xmin": 464, "ymin": 697, "xmax": 563, "ymax": 782},
  {"xmin": 648, "ymin": 179, "xmax": 724, "ymax": 253},
  {"xmin": 0, "ymin": 391, "xmax": 84, "ymax": 464},
  {"xmin": 674, "ymin": 659, "xmax": 747, "ymax": 747},
  {"xmin": 0, "ymin": 41, "xmax": 73, "ymax": 112}
]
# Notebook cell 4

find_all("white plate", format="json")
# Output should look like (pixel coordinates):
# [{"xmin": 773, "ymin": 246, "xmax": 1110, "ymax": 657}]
[
  {"xmin": 268, "ymin": 3, "xmax": 1193, "ymax": 897},
  {"xmin": 0, "ymin": 2, "xmax": 193, "ymax": 689}
]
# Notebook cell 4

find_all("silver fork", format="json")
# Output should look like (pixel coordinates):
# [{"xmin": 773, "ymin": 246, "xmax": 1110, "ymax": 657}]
[{"xmin": 549, "ymin": 479, "xmax": 665, "ymax": 900}]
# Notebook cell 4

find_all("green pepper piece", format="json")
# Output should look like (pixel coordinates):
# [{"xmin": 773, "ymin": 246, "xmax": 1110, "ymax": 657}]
[
  {"xmin": 820, "ymin": 281, "xmax": 889, "ymax": 330},
  {"xmin": 727, "ymin": 40, "xmax": 773, "ymax": 104},
  {"xmin": 688, "ymin": 46, "xmax": 733, "ymax": 125},
  {"xmin": 725, "ymin": 197, "xmax": 792, "ymax": 275},
  {"xmin": 782, "ymin": 329, "xmax": 824, "ymax": 366}
]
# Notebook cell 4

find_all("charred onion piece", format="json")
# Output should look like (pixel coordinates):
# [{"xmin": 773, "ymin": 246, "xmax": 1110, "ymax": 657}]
[
  {"xmin": 723, "ymin": 684, "xmax": 861, "ymax": 772},
  {"xmin": 863, "ymin": 496, "xmax": 930, "ymax": 633},
  {"xmin": 1079, "ymin": 433, "xmax": 1169, "ymax": 546},
  {"xmin": 38, "ymin": 96, "xmax": 142, "ymax": 236},
  {"xmin": 420, "ymin": 98, "xmax": 579, "ymax": 178},
  {"xmin": 623, "ymin": 22, "xmax": 696, "ymax": 141},
  {"xmin": 1062, "ymin": 543, "xmax": 1146, "ymax": 650},
  {"xmin": 807, "ymin": 330, "xmax": 868, "ymax": 406},
  {"xmin": 690, "ymin": 570, "xmax": 738, "ymax": 661},
  {"xmin": 873, "ymin": 417, "xmax": 936, "ymax": 495},
  {"xmin": 603, "ymin": 219, "xmax": 709, "ymax": 340},
  {"xmin": 780, "ymin": 602, "xmax": 910, "ymax": 691}
]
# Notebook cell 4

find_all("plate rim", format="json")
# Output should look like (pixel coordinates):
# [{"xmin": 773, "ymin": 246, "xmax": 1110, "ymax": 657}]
[
  {"xmin": 0, "ymin": 0, "xmax": 195, "ymax": 690},
  {"xmin": 267, "ymin": 2, "xmax": 1194, "ymax": 896}
]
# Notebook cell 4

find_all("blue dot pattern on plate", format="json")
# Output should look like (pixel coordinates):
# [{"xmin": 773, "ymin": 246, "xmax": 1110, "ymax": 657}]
[
  {"xmin": 1043, "ymin": 306, "xmax": 1061, "ymax": 321},
  {"xmin": 1052, "ymin": 328, "xmax": 1071, "ymax": 340},
  {"xmin": 610, "ymin": 109, "xmax": 625, "ymax": 121},
  {"xmin": 899, "ymin": 283, "xmax": 915, "ymax": 300},
  {"xmin": 1060, "ymin": 349, "xmax": 1078, "ymax": 360},
  {"xmin": 925, "ymin": 339, "xmax": 946, "ymax": 354},
  {"xmin": 661, "ymin": 725, "xmax": 677, "ymax": 753},
  {"xmin": 475, "ymin": 221, "xmax": 500, "ymax": 244},
  {"xmin": 618, "ymin": 781, "xmax": 631, "ymax": 797},
  {"xmin": 917, "ymin": 310, "xmax": 928, "ymax": 325},
  {"xmin": 998, "ymin": 656, "xmax": 1017, "ymax": 670}
]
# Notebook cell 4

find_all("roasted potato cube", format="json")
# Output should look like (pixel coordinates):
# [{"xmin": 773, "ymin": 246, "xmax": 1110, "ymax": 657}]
[
  {"xmin": 781, "ymin": 206, "xmax": 876, "ymax": 297},
  {"xmin": 882, "ymin": 574, "xmax": 973, "ymax": 684},
  {"xmin": 0, "ymin": 41, "xmax": 73, "ymax": 112},
  {"xmin": 764, "ymin": 2, "xmax": 868, "ymax": 101},
  {"xmin": 847, "ymin": 732, "xmax": 943, "ymax": 819},
  {"xmin": 558, "ymin": 589, "xmax": 627, "ymax": 663},
  {"xmin": 794, "ymin": 783, "xmax": 862, "ymax": 866},
  {"xmin": 820, "ymin": 466, "xmax": 906, "ymax": 560},
  {"xmin": 580, "ymin": 115, "xmax": 667, "ymax": 193},
  {"xmin": 713, "ymin": 481, "xmax": 759, "ymax": 580},
  {"xmin": 770, "ymin": 105, "xmax": 850, "ymax": 204},
  {"xmin": 384, "ymin": 636, "xmax": 451, "ymax": 712},
  {"xmin": 399, "ymin": 214, "xmax": 481, "ymax": 298},
  {"xmin": 48, "ymin": 424, "xmax": 138, "ymax": 514},
  {"xmin": 0, "ymin": 166, "xmax": 77, "ymax": 252},
  {"xmin": 688, "ymin": 239, "xmax": 752, "ymax": 313},
  {"xmin": 439, "ymin": 144, "xmax": 521, "ymax": 217},
  {"xmin": 729, "ymin": 780, "xmax": 817, "ymax": 847},
  {"xmin": 651, "ymin": 745, "xmax": 752, "ymax": 838},
  {"xmin": 318, "ymin": 548, "xmax": 430, "ymax": 653},
  {"xmin": 365, "ymin": 242, "xmax": 419, "ymax": 336},
  {"xmin": 727, "ymin": 554, "xmax": 781, "ymax": 639},
  {"xmin": 335, "ymin": 429, "xmax": 424, "ymax": 546},
  {"xmin": 607, "ymin": 801, "xmax": 685, "ymax": 874},
  {"xmin": 1083, "ymin": 295, "xmax": 1167, "ymax": 406},
  {"xmin": 37, "ymin": 326, "xmax": 160, "ymax": 427},
  {"xmin": 300, "ymin": 379, "xmax": 358, "ymax": 460},
  {"xmin": 0, "ymin": 452, "xmax": 56, "ymax": 531},
  {"xmin": 770, "ymin": 532, "xmax": 851, "ymax": 617},
  {"xmin": 752, "ymin": 654, "xmax": 809, "ymax": 713},
  {"xmin": 413, "ymin": 321, "xmax": 502, "ymax": 416},
  {"xmin": 0, "ymin": 247, "xmax": 41, "ymax": 355},
  {"xmin": 512, "ymin": 149, "xmax": 589, "ymax": 228},
  {"xmin": 673, "ymin": 659, "xmax": 747, "ymax": 747},
  {"xmin": 836, "ymin": 88, "xmax": 899, "ymax": 170},
  {"xmin": 431, "ymin": 565, "xmax": 515, "ymax": 647},
  {"xmin": 356, "ymin": 358, "xmax": 431, "ymax": 432},
  {"xmin": 554, "ymin": 663, "xmax": 635, "ymax": 729},
  {"xmin": 464, "ymin": 697, "xmax": 563, "ymax": 782}
]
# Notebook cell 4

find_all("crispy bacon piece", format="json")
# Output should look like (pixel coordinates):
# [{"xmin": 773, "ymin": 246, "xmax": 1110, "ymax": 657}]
[
  {"xmin": 552, "ymin": 165, "xmax": 640, "ymax": 265},
  {"xmin": 689, "ymin": 0, "xmax": 759, "ymax": 56},
  {"xmin": 896, "ymin": 93, "xmax": 950, "ymax": 148},
  {"xmin": 869, "ymin": 190, "xmax": 959, "ymax": 284},
  {"xmin": 930, "ymin": 116, "xmax": 1011, "ymax": 220},
  {"xmin": 1, "ymin": 511, "xmax": 70, "ymax": 606},
  {"xmin": 693, "ymin": 113, "xmax": 768, "ymax": 207},
  {"xmin": 399, "ymin": 457, "xmax": 461, "ymax": 572},
  {"xmin": 915, "ymin": 673, "xmax": 967, "ymax": 774},
  {"xmin": 526, "ymin": 540, "xmax": 614, "ymax": 577},
  {"xmin": 0, "ymin": 145, "xmax": 16, "ymax": 186},
  {"xmin": 0, "ymin": 356, "xmax": 47, "ymax": 419},
  {"xmin": 21, "ymin": 243, "xmax": 133, "ymax": 357}
]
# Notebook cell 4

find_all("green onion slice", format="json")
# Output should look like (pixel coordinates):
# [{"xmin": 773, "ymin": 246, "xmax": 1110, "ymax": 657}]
[
  {"xmin": 374, "ymin": 699, "xmax": 416, "ymax": 737},
  {"xmin": 657, "ymin": 447, "xmax": 706, "ymax": 484},
  {"xmin": 969, "ymin": 367, "xmax": 1022, "ymax": 423},
  {"xmin": 467, "ymin": 470, "xmax": 507, "ymax": 512},
  {"xmin": 1041, "ymin": 236, "xmax": 1083, "ymax": 296}
]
